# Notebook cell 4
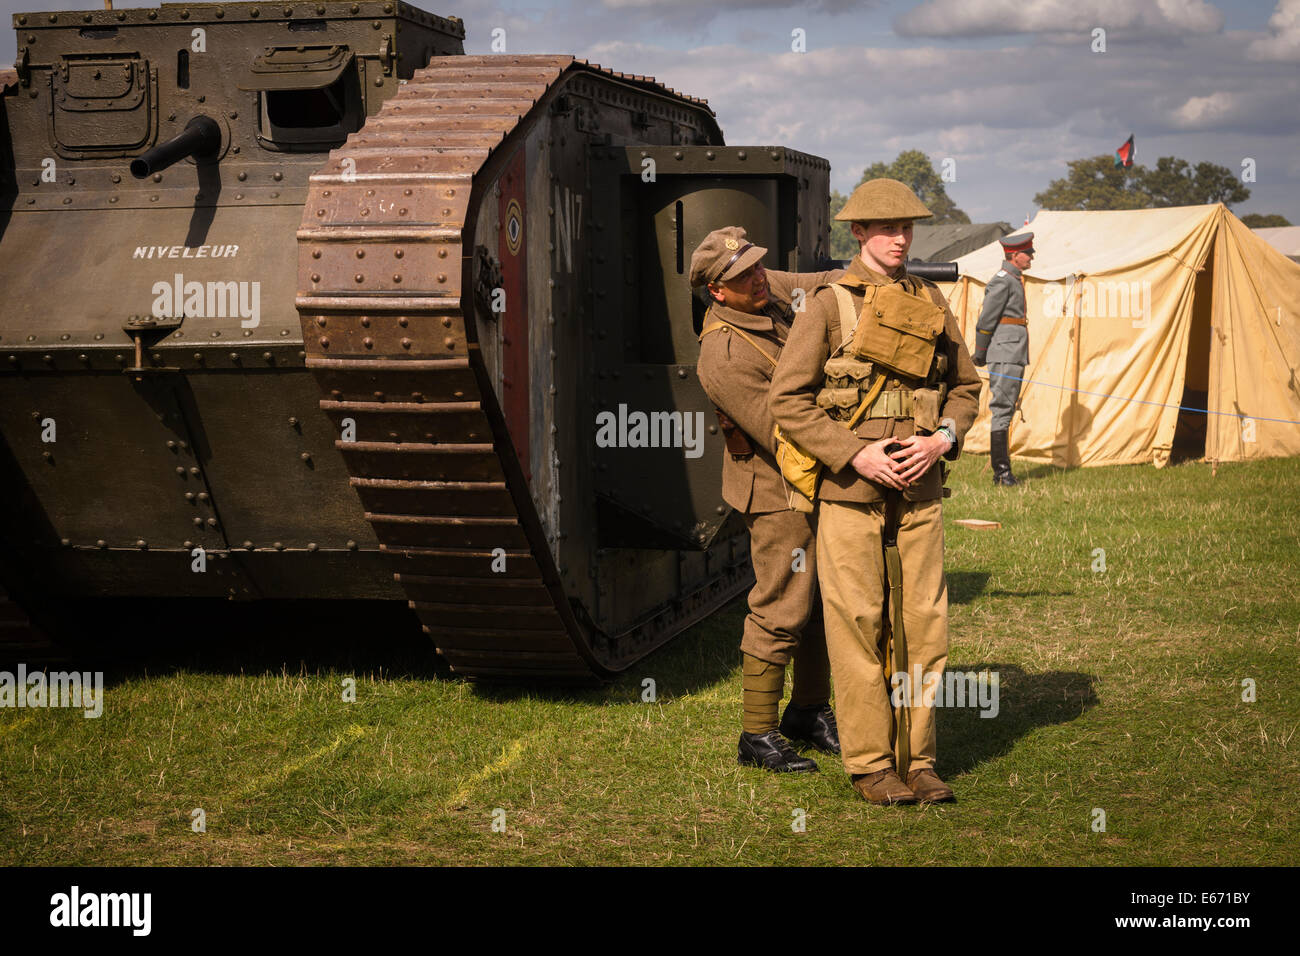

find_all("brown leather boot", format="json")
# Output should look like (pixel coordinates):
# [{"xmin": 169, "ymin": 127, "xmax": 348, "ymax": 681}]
[
  {"xmin": 851, "ymin": 768, "xmax": 917, "ymax": 805},
  {"xmin": 906, "ymin": 768, "xmax": 956, "ymax": 803}
]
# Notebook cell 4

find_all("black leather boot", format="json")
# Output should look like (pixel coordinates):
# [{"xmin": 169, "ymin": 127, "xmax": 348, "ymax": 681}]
[
  {"xmin": 738, "ymin": 731, "xmax": 819, "ymax": 772},
  {"xmin": 990, "ymin": 429, "xmax": 1018, "ymax": 486},
  {"xmin": 779, "ymin": 703, "xmax": 841, "ymax": 754}
]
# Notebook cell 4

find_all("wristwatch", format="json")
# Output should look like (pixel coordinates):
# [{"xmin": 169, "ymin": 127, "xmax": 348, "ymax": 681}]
[{"xmin": 936, "ymin": 417, "xmax": 957, "ymax": 450}]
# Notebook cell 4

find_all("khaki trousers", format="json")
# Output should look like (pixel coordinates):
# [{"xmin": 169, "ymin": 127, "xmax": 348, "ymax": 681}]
[
  {"xmin": 816, "ymin": 497, "xmax": 949, "ymax": 775},
  {"xmin": 741, "ymin": 509, "xmax": 824, "ymax": 670}
]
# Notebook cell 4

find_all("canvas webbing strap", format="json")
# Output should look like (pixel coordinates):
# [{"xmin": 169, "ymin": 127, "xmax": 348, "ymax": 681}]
[
  {"xmin": 830, "ymin": 284, "xmax": 858, "ymax": 352},
  {"xmin": 700, "ymin": 320, "xmax": 777, "ymax": 369}
]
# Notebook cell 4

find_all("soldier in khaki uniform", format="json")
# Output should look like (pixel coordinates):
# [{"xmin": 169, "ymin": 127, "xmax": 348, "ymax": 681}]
[
  {"xmin": 770, "ymin": 181, "xmax": 981, "ymax": 804},
  {"xmin": 691, "ymin": 227, "xmax": 842, "ymax": 773}
]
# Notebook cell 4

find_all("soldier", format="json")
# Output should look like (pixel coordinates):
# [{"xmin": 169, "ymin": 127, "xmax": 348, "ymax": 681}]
[
  {"xmin": 770, "ymin": 180, "xmax": 981, "ymax": 804},
  {"xmin": 971, "ymin": 232, "xmax": 1035, "ymax": 486},
  {"xmin": 691, "ymin": 227, "xmax": 842, "ymax": 773}
]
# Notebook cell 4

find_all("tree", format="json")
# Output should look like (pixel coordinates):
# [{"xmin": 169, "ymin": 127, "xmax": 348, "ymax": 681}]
[
  {"xmin": 859, "ymin": 150, "xmax": 970, "ymax": 224},
  {"xmin": 828, "ymin": 190, "xmax": 856, "ymax": 259},
  {"xmin": 1033, "ymin": 155, "xmax": 1150, "ymax": 211},
  {"xmin": 1035, "ymin": 154, "xmax": 1251, "ymax": 211},
  {"xmin": 1141, "ymin": 157, "xmax": 1249, "ymax": 208},
  {"xmin": 1240, "ymin": 213, "xmax": 1292, "ymax": 228}
]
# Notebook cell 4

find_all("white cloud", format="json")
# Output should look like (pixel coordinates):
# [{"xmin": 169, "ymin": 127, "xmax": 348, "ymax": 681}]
[
  {"xmin": 1247, "ymin": 0, "xmax": 1300, "ymax": 61},
  {"xmin": 895, "ymin": 0, "xmax": 1223, "ymax": 39},
  {"xmin": 1171, "ymin": 91, "xmax": 1239, "ymax": 127}
]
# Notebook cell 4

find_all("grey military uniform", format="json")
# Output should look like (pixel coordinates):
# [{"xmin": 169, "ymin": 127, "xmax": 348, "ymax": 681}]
[{"xmin": 974, "ymin": 260, "xmax": 1028, "ymax": 431}]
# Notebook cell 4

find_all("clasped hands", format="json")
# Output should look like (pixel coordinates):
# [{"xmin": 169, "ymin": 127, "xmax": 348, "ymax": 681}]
[{"xmin": 849, "ymin": 434, "xmax": 949, "ymax": 489}]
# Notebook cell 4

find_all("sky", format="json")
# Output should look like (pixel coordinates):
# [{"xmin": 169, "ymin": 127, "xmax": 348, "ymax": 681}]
[{"xmin": 6, "ymin": 0, "xmax": 1299, "ymax": 224}]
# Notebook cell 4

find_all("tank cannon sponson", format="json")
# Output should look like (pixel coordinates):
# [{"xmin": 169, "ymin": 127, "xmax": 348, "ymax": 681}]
[{"xmin": 129, "ymin": 116, "xmax": 222, "ymax": 179}]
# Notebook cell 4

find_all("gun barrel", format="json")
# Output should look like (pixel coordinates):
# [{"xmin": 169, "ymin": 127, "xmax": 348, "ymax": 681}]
[
  {"xmin": 905, "ymin": 261, "xmax": 958, "ymax": 283},
  {"xmin": 130, "ymin": 116, "xmax": 222, "ymax": 179}
]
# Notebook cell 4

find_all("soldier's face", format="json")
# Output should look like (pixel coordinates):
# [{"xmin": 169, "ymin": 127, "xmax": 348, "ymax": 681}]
[
  {"xmin": 1012, "ymin": 250, "xmax": 1033, "ymax": 270},
  {"xmin": 852, "ymin": 220, "xmax": 913, "ymax": 274},
  {"xmin": 708, "ymin": 261, "xmax": 769, "ymax": 313}
]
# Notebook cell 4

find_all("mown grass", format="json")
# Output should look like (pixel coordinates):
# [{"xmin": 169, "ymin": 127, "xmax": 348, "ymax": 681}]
[{"xmin": 2, "ymin": 456, "xmax": 1297, "ymax": 866}]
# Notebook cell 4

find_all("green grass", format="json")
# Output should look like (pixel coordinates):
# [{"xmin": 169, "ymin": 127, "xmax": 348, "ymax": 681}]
[{"xmin": 2, "ymin": 456, "xmax": 1298, "ymax": 865}]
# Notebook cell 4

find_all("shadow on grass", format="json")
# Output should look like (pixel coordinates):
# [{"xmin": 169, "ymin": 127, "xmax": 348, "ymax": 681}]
[
  {"xmin": 472, "ymin": 595, "xmax": 747, "ymax": 705},
  {"xmin": 936, "ymin": 662, "xmax": 1098, "ymax": 778},
  {"xmin": 7, "ymin": 598, "xmax": 449, "ymax": 687},
  {"xmin": 947, "ymin": 570, "xmax": 990, "ymax": 604}
]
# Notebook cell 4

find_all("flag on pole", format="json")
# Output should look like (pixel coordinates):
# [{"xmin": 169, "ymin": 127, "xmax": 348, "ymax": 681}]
[{"xmin": 1114, "ymin": 134, "xmax": 1135, "ymax": 168}]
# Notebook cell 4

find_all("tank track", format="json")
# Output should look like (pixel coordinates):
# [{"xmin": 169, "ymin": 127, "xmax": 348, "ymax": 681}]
[{"xmin": 297, "ymin": 56, "xmax": 749, "ymax": 683}]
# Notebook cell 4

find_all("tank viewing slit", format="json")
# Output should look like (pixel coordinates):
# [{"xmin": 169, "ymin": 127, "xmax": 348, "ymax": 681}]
[{"xmin": 0, "ymin": 2, "xmax": 830, "ymax": 682}]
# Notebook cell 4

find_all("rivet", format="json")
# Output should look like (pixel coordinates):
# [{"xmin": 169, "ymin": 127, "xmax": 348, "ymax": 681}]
[
  {"xmin": 441, "ymin": 317, "xmax": 452, "ymax": 328},
  {"xmin": 320, "ymin": 337, "xmax": 330, "ymax": 347},
  {"xmin": 207, "ymin": 518, "xmax": 218, "ymax": 527},
  {"xmin": 176, "ymin": 467, "xmax": 186, "ymax": 475},
  {"xmin": 230, "ymin": 352, "xmax": 240, "ymax": 362},
  {"xmin": 360, "ymin": 317, "xmax": 370, "ymax": 327},
  {"xmin": 443, "ymin": 338, "xmax": 455, "ymax": 350},
  {"xmin": 263, "ymin": 352, "xmax": 273, "ymax": 362},
  {"xmin": 274, "ymin": 541, "xmax": 285, "ymax": 551},
  {"xmin": 238, "ymin": 172, "xmax": 247, "ymax": 181},
  {"xmin": 190, "ymin": 467, "xmax": 200, "ymax": 476},
  {"xmin": 356, "ymin": 249, "xmax": 365, "ymax": 259},
  {"xmin": 97, "ymin": 540, "xmax": 106, "ymax": 549},
  {"xmin": 308, "ymin": 543, "xmax": 319, "ymax": 552},
  {"xmin": 437, "ymin": 249, "xmax": 447, "ymax": 258},
  {"xmin": 363, "ymin": 337, "xmax": 374, "ymax": 348},
  {"xmin": 347, "ymin": 540, "xmax": 358, "ymax": 551},
  {"xmin": 401, "ymin": 338, "xmax": 412, "ymax": 349},
  {"xmin": 393, "ymin": 274, "xmax": 402, "ymax": 283},
  {"xmin": 153, "ymin": 173, "xmax": 162, "ymax": 183},
  {"xmin": 137, "ymin": 539, "xmax": 148, "ymax": 549},
  {"xmin": 198, "ymin": 493, "xmax": 209, "ymax": 503},
  {"xmin": 311, "ymin": 273, "xmax": 321, "ymax": 283},
  {"xmin": 437, "ymin": 274, "xmax": 446, "ymax": 283},
  {"xmin": 398, "ymin": 317, "xmax": 408, "ymax": 327},
  {"xmin": 243, "ymin": 541, "xmax": 253, "ymax": 550},
  {"xmin": 301, "ymin": 452, "xmax": 312, "ymax": 462},
  {"xmin": 193, "ymin": 517, "xmax": 203, "ymax": 527},
  {"xmin": 355, "ymin": 274, "xmax": 365, "ymax": 282},
  {"xmin": 316, "ymin": 317, "xmax": 327, "ymax": 328},
  {"xmin": 274, "ymin": 171, "xmax": 282, "ymax": 181}
]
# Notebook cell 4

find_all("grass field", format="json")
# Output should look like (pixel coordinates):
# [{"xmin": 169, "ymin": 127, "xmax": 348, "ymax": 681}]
[{"xmin": 2, "ymin": 455, "xmax": 1298, "ymax": 866}]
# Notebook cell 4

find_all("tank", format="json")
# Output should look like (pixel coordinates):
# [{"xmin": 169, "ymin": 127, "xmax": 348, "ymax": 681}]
[{"xmin": 0, "ymin": 2, "xmax": 831, "ymax": 682}]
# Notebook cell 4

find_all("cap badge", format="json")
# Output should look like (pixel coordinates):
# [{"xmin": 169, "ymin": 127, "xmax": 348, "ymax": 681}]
[{"xmin": 724, "ymin": 238, "xmax": 739, "ymax": 250}]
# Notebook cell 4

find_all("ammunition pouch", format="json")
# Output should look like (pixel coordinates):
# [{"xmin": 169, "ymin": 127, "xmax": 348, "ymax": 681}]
[
  {"xmin": 847, "ymin": 283, "xmax": 945, "ymax": 380},
  {"xmin": 911, "ymin": 387, "xmax": 941, "ymax": 433},
  {"xmin": 817, "ymin": 355, "xmax": 876, "ymax": 423}
]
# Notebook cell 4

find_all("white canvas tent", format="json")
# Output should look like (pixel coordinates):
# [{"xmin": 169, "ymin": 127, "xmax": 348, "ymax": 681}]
[{"xmin": 937, "ymin": 205, "xmax": 1300, "ymax": 467}]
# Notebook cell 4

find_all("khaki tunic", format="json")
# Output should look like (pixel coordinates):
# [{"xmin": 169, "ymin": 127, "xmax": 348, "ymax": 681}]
[
  {"xmin": 696, "ymin": 268, "xmax": 839, "ymax": 669},
  {"xmin": 769, "ymin": 257, "xmax": 982, "ymax": 501},
  {"xmin": 768, "ymin": 256, "xmax": 982, "ymax": 774}
]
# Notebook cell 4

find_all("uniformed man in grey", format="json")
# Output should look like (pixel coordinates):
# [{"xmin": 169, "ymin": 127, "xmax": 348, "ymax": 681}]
[{"xmin": 971, "ymin": 233, "xmax": 1034, "ymax": 486}]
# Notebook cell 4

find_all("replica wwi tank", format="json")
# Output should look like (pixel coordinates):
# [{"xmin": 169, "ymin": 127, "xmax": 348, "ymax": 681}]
[{"xmin": 0, "ymin": 2, "xmax": 831, "ymax": 682}]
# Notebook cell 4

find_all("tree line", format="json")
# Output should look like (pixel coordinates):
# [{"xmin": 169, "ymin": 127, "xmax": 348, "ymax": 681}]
[{"xmin": 829, "ymin": 149, "xmax": 1290, "ymax": 260}]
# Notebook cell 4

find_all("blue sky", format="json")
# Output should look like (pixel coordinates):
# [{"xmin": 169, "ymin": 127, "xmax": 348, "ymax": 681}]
[{"xmin": 6, "ymin": 0, "xmax": 1299, "ymax": 223}]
